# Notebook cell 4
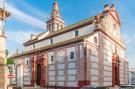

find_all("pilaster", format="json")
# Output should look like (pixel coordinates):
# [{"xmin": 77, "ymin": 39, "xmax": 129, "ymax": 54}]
[
  {"xmin": 31, "ymin": 56, "xmax": 36, "ymax": 86},
  {"xmin": 0, "ymin": 8, "xmax": 10, "ymax": 89}
]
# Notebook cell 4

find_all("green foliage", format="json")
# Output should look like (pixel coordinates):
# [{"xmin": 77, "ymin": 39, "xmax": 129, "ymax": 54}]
[{"xmin": 6, "ymin": 58, "xmax": 14, "ymax": 65}]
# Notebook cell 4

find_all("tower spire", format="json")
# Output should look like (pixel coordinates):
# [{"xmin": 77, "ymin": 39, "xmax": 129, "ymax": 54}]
[{"xmin": 46, "ymin": 0, "xmax": 64, "ymax": 32}]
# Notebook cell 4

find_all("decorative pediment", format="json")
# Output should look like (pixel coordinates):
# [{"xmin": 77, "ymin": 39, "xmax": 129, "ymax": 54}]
[
  {"xmin": 103, "ymin": 4, "xmax": 121, "ymax": 25},
  {"xmin": 109, "ymin": 10, "xmax": 121, "ymax": 25}
]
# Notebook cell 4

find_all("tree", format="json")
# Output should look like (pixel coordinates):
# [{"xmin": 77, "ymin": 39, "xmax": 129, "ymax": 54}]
[
  {"xmin": 6, "ymin": 49, "xmax": 14, "ymax": 65},
  {"xmin": 6, "ymin": 58, "xmax": 14, "ymax": 65}
]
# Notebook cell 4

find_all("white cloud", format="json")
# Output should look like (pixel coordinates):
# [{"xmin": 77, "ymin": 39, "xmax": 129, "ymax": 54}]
[
  {"xmin": 16, "ymin": 0, "xmax": 48, "ymax": 20},
  {"xmin": 5, "ymin": 3, "xmax": 46, "ymax": 30},
  {"xmin": 122, "ymin": 32, "xmax": 135, "ymax": 46},
  {"xmin": 0, "ymin": 1, "xmax": 3, "ymax": 8},
  {"xmin": 6, "ymin": 30, "xmax": 38, "ymax": 44}
]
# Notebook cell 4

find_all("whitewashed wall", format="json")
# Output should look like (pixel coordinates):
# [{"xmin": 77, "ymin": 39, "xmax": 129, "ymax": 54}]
[
  {"xmin": 35, "ymin": 39, "xmax": 50, "ymax": 49},
  {"xmin": 23, "ymin": 66, "xmax": 31, "ymax": 85},
  {"xmin": 17, "ymin": 65, "xmax": 23, "ymax": 86},
  {"xmin": 67, "ymin": 47, "xmax": 77, "ymax": 87},
  {"xmin": 67, "ymin": 47, "xmax": 76, "ymax": 61},
  {"xmin": 86, "ymin": 32, "xmax": 99, "ymax": 46},
  {"xmin": 24, "ymin": 45, "xmax": 33, "ymax": 52},
  {"xmin": 47, "ymin": 46, "xmax": 78, "ymax": 87},
  {"xmin": 53, "ymin": 31, "xmax": 74, "ymax": 44},
  {"xmin": 90, "ymin": 49, "xmax": 99, "ymax": 86},
  {"xmin": 79, "ymin": 24, "xmax": 94, "ymax": 36},
  {"xmin": 24, "ymin": 24, "xmax": 94, "ymax": 52},
  {"xmin": 48, "ymin": 52, "xmax": 55, "ymax": 64},
  {"xmin": 14, "ymin": 56, "xmax": 32, "ymax": 85},
  {"xmin": 57, "ymin": 51, "xmax": 65, "ymax": 63},
  {"xmin": 103, "ymin": 38, "xmax": 112, "ymax": 85},
  {"xmin": 119, "ymin": 60, "xmax": 125, "ymax": 84}
]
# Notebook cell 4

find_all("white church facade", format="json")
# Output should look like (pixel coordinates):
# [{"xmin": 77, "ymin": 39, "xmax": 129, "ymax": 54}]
[{"xmin": 11, "ymin": 1, "xmax": 129, "ymax": 89}]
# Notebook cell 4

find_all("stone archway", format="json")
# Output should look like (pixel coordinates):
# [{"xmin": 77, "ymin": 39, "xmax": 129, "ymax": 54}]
[
  {"xmin": 31, "ymin": 53, "xmax": 48, "ymax": 87},
  {"xmin": 112, "ymin": 53, "xmax": 120, "ymax": 86}
]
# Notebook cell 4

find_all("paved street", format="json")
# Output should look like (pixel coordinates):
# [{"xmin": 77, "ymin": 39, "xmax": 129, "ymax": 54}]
[
  {"xmin": 24, "ymin": 87, "xmax": 58, "ymax": 89},
  {"xmin": 23, "ymin": 86, "xmax": 119, "ymax": 89}
]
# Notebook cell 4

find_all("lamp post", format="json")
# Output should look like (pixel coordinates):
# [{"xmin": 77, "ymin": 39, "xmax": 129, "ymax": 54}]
[{"xmin": 7, "ymin": 64, "xmax": 13, "ymax": 86}]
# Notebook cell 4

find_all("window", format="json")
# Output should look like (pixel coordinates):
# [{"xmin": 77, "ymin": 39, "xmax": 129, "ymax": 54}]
[
  {"xmin": 52, "ymin": 23, "xmax": 55, "ymax": 31},
  {"xmin": 26, "ymin": 60, "xmax": 29, "ymax": 65},
  {"xmin": 70, "ymin": 52, "xmax": 74, "ymax": 59},
  {"xmin": 50, "ymin": 38, "xmax": 53, "ymax": 44},
  {"xmin": 75, "ymin": 30, "xmax": 79, "ymax": 36},
  {"xmin": 94, "ymin": 37, "xmax": 97, "ymax": 44},
  {"xmin": 25, "ymin": 59, "xmax": 29, "ymax": 66},
  {"xmin": 32, "ymin": 44, "xmax": 35, "ymax": 50},
  {"xmin": 51, "ymin": 55, "xmax": 54, "ymax": 62}
]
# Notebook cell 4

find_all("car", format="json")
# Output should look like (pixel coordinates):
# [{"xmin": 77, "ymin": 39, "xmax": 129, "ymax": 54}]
[
  {"xmin": 81, "ymin": 86, "xmax": 109, "ymax": 89},
  {"xmin": 119, "ymin": 85, "xmax": 133, "ymax": 89},
  {"xmin": 131, "ymin": 84, "xmax": 135, "ymax": 88}
]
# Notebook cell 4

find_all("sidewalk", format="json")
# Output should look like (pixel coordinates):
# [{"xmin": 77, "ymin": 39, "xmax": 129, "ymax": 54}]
[{"xmin": 23, "ymin": 87, "xmax": 119, "ymax": 89}]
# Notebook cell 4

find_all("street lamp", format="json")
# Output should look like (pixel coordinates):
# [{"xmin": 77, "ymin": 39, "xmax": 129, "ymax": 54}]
[{"xmin": 7, "ymin": 64, "xmax": 13, "ymax": 86}]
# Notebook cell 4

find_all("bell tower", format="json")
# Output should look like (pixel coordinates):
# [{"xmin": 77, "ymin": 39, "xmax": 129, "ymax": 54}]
[
  {"xmin": 47, "ymin": 0, "xmax": 64, "ymax": 32},
  {"xmin": 0, "ymin": 4, "xmax": 10, "ymax": 89}
]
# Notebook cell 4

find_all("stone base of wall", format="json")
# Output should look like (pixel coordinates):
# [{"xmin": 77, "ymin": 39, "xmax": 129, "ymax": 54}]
[
  {"xmin": 78, "ymin": 80, "xmax": 90, "ymax": 88},
  {"xmin": 0, "ymin": 86, "xmax": 7, "ymax": 89},
  {"xmin": 40, "ymin": 80, "xmax": 46, "ymax": 87},
  {"xmin": 31, "ymin": 80, "xmax": 35, "ymax": 86}
]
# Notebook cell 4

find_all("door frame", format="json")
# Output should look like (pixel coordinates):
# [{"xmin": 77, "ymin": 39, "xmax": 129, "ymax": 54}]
[
  {"xmin": 112, "ymin": 54, "xmax": 120, "ymax": 86},
  {"xmin": 31, "ymin": 53, "xmax": 48, "ymax": 87}
]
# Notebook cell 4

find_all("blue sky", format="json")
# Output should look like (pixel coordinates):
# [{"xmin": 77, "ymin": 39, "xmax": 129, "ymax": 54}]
[{"xmin": 1, "ymin": 0, "xmax": 135, "ymax": 68}]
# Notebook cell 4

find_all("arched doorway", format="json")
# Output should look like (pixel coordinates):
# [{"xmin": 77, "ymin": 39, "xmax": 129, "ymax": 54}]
[
  {"xmin": 112, "ymin": 54, "xmax": 120, "ymax": 86},
  {"xmin": 31, "ymin": 54, "xmax": 47, "ymax": 87},
  {"xmin": 36, "ymin": 64, "xmax": 41, "ymax": 85}
]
